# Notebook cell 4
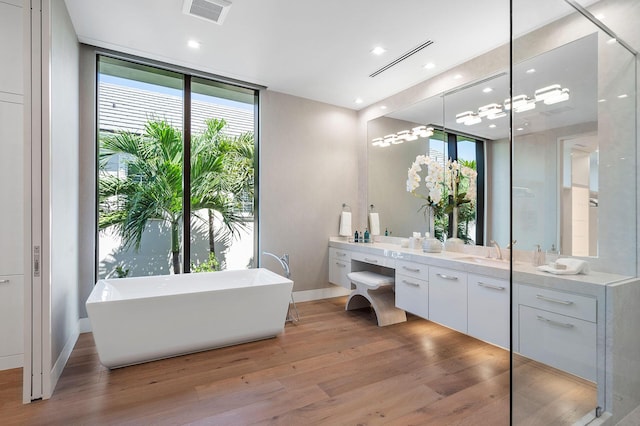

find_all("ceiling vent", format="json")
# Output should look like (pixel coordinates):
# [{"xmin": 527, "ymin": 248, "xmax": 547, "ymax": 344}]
[
  {"xmin": 369, "ymin": 40, "xmax": 434, "ymax": 78},
  {"xmin": 183, "ymin": 0, "xmax": 232, "ymax": 25}
]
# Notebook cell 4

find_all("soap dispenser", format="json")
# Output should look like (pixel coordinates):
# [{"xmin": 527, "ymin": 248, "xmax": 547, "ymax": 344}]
[
  {"xmin": 364, "ymin": 228, "xmax": 370, "ymax": 243},
  {"xmin": 532, "ymin": 244, "xmax": 545, "ymax": 266}
]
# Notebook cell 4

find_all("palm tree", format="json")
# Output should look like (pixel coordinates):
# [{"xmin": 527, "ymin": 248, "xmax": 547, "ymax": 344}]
[{"xmin": 98, "ymin": 118, "xmax": 254, "ymax": 274}]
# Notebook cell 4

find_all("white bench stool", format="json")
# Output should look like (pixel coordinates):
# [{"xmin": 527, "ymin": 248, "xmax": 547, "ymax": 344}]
[{"xmin": 345, "ymin": 271, "xmax": 407, "ymax": 327}]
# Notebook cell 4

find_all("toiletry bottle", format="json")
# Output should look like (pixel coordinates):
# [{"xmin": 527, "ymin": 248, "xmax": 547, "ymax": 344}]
[
  {"xmin": 533, "ymin": 244, "xmax": 545, "ymax": 266},
  {"xmin": 384, "ymin": 228, "xmax": 388, "ymax": 236},
  {"xmin": 354, "ymin": 230, "xmax": 359, "ymax": 243},
  {"xmin": 364, "ymin": 228, "xmax": 370, "ymax": 243}
]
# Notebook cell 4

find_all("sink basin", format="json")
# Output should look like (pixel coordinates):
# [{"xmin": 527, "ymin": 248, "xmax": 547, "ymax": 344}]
[{"xmin": 456, "ymin": 256, "xmax": 511, "ymax": 269}]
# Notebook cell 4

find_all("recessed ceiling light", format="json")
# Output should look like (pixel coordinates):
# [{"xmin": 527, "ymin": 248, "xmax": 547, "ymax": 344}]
[
  {"xmin": 526, "ymin": 68, "xmax": 536, "ymax": 74},
  {"xmin": 595, "ymin": 13, "xmax": 605, "ymax": 20},
  {"xmin": 598, "ymin": 98, "xmax": 607, "ymax": 103},
  {"xmin": 371, "ymin": 46, "xmax": 386, "ymax": 55},
  {"xmin": 355, "ymin": 98, "xmax": 364, "ymax": 104},
  {"xmin": 453, "ymin": 74, "xmax": 462, "ymax": 80},
  {"xmin": 380, "ymin": 105, "xmax": 387, "ymax": 110},
  {"xmin": 423, "ymin": 62, "xmax": 435, "ymax": 70},
  {"xmin": 187, "ymin": 39, "xmax": 201, "ymax": 49},
  {"xmin": 489, "ymin": 124, "xmax": 497, "ymax": 129},
  {"xmin": 607, "ymin": 38, "xmax": 617, "ymax": 44},
  {"xmin": 482, "ymin": 87, "xmax": 493, "ymax": 93},
  {"xmin": 517, "ymin": 127, "xmax": 524, "ymax": 131},
  {"xmin": 618, "ymin": 94, "xmax": 628, "ymax": 99}
]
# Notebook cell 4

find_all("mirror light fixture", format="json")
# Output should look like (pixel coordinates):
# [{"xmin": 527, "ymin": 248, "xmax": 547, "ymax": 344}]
[
  {"xmin": 478, "ymin": 103, "xmax": 504, "ymax": 119},
  {"xmin": 456, "ymin": 83, "xmax": 570, "ymax": 126},
  {"xmin": 456, "ymin": 111, "xmax": 481, "ymax": 126},
  {"xmin": 534, "ymin": 84, "xmax": 570, "ymax": 105},
  {"xmin": 371, "ymin": 126, "xmax": 434, "ymax": 147}
]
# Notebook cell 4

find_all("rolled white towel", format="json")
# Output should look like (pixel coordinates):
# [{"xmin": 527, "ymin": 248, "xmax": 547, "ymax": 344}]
[
  {"xmin": 537, "ymin": 258, "xmax": 590, "ymax": 275},
  {"xmin": 369, "ymin": 212, "xmax": 380, "ymax": 236},
  {"xmin": 339, "ymin": 211, "xmax": 352, "ymax": 237}
]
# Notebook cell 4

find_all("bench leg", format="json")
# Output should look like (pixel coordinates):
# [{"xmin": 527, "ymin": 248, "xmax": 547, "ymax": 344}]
[{"xmin": 345, "ymin": 286, "xmax": 406, "ymax": 327}]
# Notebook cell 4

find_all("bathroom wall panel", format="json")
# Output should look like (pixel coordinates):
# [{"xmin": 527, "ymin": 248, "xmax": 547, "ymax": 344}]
[
  {"xmin": 0, "ymin": 1, "xmax": 23, "ymax": 95},
  {"xmin": 260, "ymin": 91, "xmax": 359, "ymax": 292},
  {"xmin": 0, "ymin": 101, "xmax": 24, "ymax": 275},
  {"xmin": 0, "ymin": 0, "xmax": 23, "ymax": 371}
]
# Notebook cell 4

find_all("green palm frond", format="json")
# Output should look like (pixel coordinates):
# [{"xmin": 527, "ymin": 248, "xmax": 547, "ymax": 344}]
[{"xmin": 98, "ymin": 117, "xmax": 254, "ymax": 272}]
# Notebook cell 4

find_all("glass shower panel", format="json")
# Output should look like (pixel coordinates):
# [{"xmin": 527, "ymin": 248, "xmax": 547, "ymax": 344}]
[{"xmin": 511, "ymin": 0, "xmax": 637, "ymax": 424}]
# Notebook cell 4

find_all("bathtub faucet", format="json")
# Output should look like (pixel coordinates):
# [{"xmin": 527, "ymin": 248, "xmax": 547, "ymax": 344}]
[
  {"xmin": 262, "ymin": 251, "xmax": 298, "ymax": 323},
  {"xmin": 262, "ymin": 251, "xmax": 290, "ymax": 279}
]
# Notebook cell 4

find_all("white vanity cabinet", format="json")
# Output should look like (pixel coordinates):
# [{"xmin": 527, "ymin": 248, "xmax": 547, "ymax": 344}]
[
  {"xmin": 429, "ymin": 266, "xmax": 467, "ymax": 333},
  {"xmin": 517, "ymin": 284, "xmax": 597, "ymax": 381},
  {"xmin": 0, "ymin": 275, "xmax": 24, "ymax": 369},
  {"xmin": 467, "ymin": 274, "xmax": 510, "ymax": 349},
  {"xmin": 395, "ymin": 260, "xmax": 429, "ymax": 319},
  {"xmin": 0, "ymin": 0, "xmax": 24, "ymax": 370},
  {"xmin": 329, "ymin": 248, "xmax": 351, "ymax": 289}
]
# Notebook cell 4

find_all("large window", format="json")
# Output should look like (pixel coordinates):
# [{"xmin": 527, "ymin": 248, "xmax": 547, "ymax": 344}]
[{"xmin": 97, "ymin": 55, "xmax": 257, "ymax": 278}]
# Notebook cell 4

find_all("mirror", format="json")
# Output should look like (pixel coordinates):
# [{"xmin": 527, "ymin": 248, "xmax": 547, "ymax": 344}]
[{"xmin": 367, "ymin": 33, "xmax": 598, "ymax": 255}]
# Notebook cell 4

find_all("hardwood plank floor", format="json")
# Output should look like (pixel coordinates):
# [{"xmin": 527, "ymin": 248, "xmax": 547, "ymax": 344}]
[{"xmin": 0, "ymin": 297, "xmax": 595, "ymax": 425}]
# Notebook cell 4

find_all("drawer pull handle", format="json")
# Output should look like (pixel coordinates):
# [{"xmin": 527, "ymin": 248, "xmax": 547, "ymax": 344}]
[
  {"xmin": 537, "ymin": 315, "xmax": 575, "ymax": 329},
  {"xmin": 402, "ymin": 266, "xmax": 420, "ymax": 273},
  {"xmin": 0, "ymin": 279, "xmax": 9, "ymax": 284},
  {"xmin": 337, "ymin": 253, "xmax": 347, "ymax": 257},
  {"xmin": 335, "ymin": 262, "xmax": 346, "ymax": 268},
  {"xmin": 436, "ymin": 273, "xmax": 458, "ymax": 281},
  {"xmin": 536, "ymin": 294, "xmax": 574, "ymax": 305},
  {"xmin": 402, "ymin": 280, "xmax": 420, "ymax": 287},
  {"xmin": 364, "ymin": 258, "xmax": 379, "ymax": 263},
  {"xmin": 478, "ymin": 282, "xmax": 505, "ymax": 291}
]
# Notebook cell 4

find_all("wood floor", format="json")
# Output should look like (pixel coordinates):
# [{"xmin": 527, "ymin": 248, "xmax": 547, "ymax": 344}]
[{"xmin": 1, "ymin": 297, "xmax": 595, "ymax": 425}]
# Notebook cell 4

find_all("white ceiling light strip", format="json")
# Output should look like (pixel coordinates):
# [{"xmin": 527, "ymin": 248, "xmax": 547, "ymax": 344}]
[{"xmin": 371, "ymin": 126, "xmax": 434, "ymax": 147}]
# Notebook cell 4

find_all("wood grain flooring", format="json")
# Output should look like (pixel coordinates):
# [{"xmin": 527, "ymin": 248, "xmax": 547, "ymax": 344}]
[{"xmin": 0, "ymin": 297, "xmax": 596, "ymax": 425}]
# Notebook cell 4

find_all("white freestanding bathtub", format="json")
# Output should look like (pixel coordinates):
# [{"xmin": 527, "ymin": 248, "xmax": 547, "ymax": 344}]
[{"xmin": 86, "ymin": 268, "xmax": 293, "ymax": 369}]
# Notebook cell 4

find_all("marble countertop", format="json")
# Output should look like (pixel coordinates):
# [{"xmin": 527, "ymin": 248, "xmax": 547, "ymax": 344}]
[{"xmin": 329, "ymin": 237, "xmax": 633, "ymax": 297}]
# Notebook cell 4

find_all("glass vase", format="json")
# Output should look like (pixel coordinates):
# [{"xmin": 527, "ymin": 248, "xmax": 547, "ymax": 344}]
[
  {"xmin": 422, "ymin": 205, "xmax": 442, "ymax": 253},
  {"xmin": 445, "ymin": 206, "xmax": 464, "ymax": 250}
]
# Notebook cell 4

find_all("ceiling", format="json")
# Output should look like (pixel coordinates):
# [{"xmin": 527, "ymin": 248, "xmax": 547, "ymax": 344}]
[{"xmin": 63, "ymin": 0, "xmax": 590, "ymax": 110}]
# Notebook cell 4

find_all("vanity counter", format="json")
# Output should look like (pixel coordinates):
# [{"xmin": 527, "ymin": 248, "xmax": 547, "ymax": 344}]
[{"xmin": 329, "ymin": 237, "xmax": 631, "ymax": 295}]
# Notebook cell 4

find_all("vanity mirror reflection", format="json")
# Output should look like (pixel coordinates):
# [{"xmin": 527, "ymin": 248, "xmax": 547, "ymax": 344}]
[{"xmin": 367, "ymin": 33, "xmax": 598, "ymax": 256}]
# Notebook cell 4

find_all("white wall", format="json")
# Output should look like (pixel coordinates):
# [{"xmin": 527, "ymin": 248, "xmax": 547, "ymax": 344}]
[
  {"xmin": 260, "ymin": 91, "xmax": 359, "ymax": 291},
  {"xmin": 77, "ymin": 44, "xmax": 95, "ymax": 318},
  {"xmin": 48, "ymin": 0, "xmax": 80, "ymax": 390}
]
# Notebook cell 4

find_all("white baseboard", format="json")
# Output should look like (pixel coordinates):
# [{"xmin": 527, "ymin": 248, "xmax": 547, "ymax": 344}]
[
  {"xmin": 0, "ymin": 353, "xmax": 23, "ymax": 370},
  {"xmin": 46, "ymin": 322, "xmax": 80, "ymax": 399},
  {"xmin": 293, "ymin": 286, "xmax": 350, "ymax": 303},
  {"xmin": 79, "ymin": 317, "xmax": 92, "ymax": 333}
]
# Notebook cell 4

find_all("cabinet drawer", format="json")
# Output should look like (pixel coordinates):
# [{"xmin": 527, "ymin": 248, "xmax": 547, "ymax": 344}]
[
  {"xmin": 0, "ymin": 275, "xmax": 24, "ymax": 359},
  {"xmin": 429, "ymin": 266, "xmax": 465, "ymax": 285},
  {"xmin": 519, "ymin": 284, "xmax": 596, "ymax": 322},
  {"xmin": 395, "ymin": 260, "xmax": 428, "ymax": 281},
  {"xmin": 519, "ymin": 305, "xmax": 596, "ymax": 381},
  {"xmin": 468, "ymin": 274, "xmax": 510, "ymax": 349},
  {"xmin": 329, "ymin": 259, "xmax": 351, "ymax": 289},
  {"xmin": 351, "ymin": 251, "xmax": 393, "ymax": 268},
  {"xmin": 329, "ymin": 247, "xmax": 351, "ymax": 262},
  {"xmin": 395, "ymin": 274, "xmax": 428, "ymax": 319}
]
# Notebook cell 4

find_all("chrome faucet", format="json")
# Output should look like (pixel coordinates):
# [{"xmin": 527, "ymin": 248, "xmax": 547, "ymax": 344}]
[
  {"xmin": 262, "ymin": 251, "xmax": 298, "ymax": 322},
  {"xmin": 262, "ymin": 251, "xmax": 290, "ymax": 278},
  {"xmin": 506, "ymin": 240, "xmax": 517, "ymax": 249},
  {"xmin": 490, "ymin": 240, "xmax": 502, "ymax": 260}
]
